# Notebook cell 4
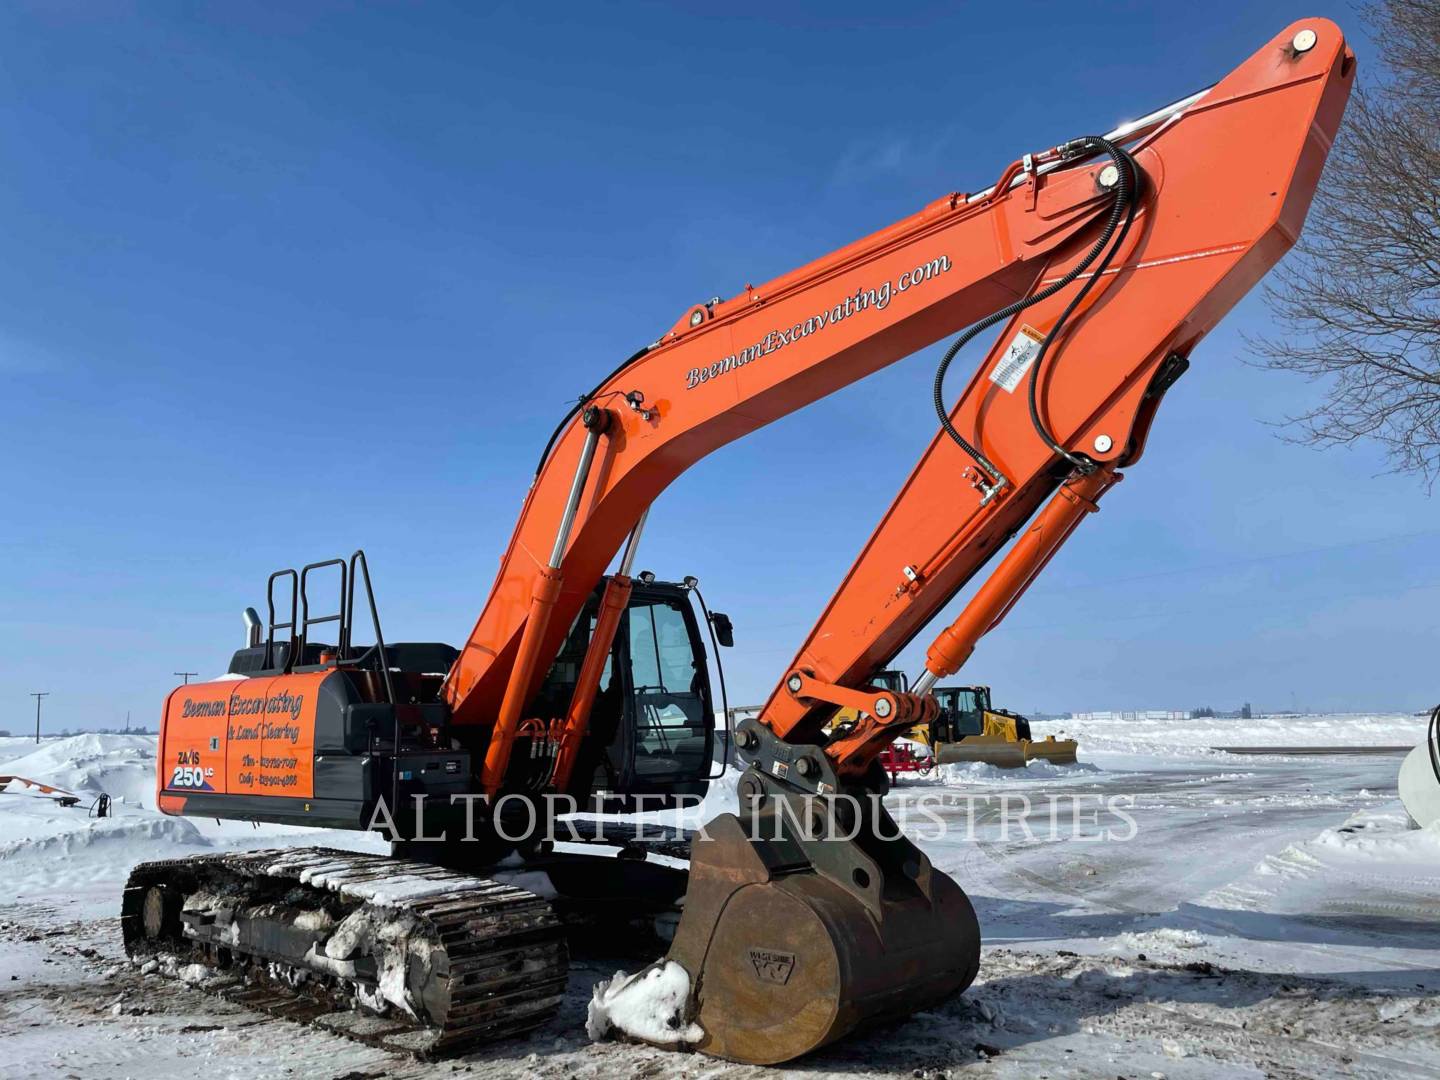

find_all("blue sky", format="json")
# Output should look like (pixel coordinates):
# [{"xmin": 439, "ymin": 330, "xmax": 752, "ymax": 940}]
[{"xmin": 3, "ymin": 1, "xmax": 1435, "ymax": 734}]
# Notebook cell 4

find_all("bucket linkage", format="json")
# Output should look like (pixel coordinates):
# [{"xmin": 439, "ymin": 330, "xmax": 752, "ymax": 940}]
[{"xmin": 665, "ymin": 719, "xmax": 980, "ymax": 1065}]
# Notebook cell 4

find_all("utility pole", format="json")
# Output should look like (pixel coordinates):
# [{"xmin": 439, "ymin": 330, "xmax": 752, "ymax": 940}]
[
  {"xmin": 30, "ymin": 692, "xmax": 48, "ymax": 743},
  {"xmin": 174, "ymin": 671, "xmax": 198, "ymax": 685}
]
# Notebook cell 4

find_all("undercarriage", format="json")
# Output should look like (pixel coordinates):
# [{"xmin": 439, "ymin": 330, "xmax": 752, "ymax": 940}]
[{"xmin": 121, "ymin": 848, "xmax": 569, "ymax": 1055}]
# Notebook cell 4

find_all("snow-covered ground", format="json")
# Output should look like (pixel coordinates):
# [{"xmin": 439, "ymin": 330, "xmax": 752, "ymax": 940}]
[
  {"xmin": 1039, "ymin": 710, "xmax": 1429, "ymax": 753},
  {"xmin": 2, "ymin": 721, "xmax": 1438, "ymax": 1078},
  {"xmin": 0, "ymin": 734, "xmax": 381, "ymax": 914}
]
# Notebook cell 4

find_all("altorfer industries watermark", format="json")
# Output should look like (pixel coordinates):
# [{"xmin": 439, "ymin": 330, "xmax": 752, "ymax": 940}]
[{"xmin": 364, "ymin": 790, "xmax": 1140, "ymax": 845}]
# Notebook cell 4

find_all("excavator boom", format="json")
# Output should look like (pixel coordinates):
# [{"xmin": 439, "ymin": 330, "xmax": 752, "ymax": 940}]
[{"xmin": 446, "ymin": 19, "xmax": 1350, "ymax": 792}]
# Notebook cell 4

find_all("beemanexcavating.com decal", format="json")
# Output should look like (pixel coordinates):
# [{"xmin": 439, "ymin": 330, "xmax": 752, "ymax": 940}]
[{"xmin": 685, "ymin": 254, "xmax": 953, "ymax": 390}]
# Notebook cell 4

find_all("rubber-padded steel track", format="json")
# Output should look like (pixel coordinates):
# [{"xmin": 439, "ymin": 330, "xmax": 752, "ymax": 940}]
[{"xmin": 121, "ymin": 847, "xmax": 568, "ymax": 1056}]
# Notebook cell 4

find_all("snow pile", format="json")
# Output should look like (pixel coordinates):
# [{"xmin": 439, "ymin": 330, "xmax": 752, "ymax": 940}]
[
  {"xmin": 586, "ymin": 961, "xmax": 703, "ymax": 1049},
  {"xmin": 936, "ymin": 758, "xmax": 1100, "ymax": 786},
  {"xmin": 0, "ymin": 797, "xmax": 207, "ymax": 895},
  {"xmin": 0, "ymin": 736, "xmax": 214, "ymax": 902},
  {"xmin": 0, "ymin": 733, "xmax": 159, "ymax": 808},
  {"xmin": 134, "ymin": 952, "xmax": 222, "ymax": 987},
  {"xmin": 322, "ymin": 906, "xmax": 428, "ymax": 1017},
  {"xmin": 0, "ymin": 734, "xmax": 390, "ymax": 917},
  {"xmin": 490, "ymin": 868, "xmax": 558, "ymax": 899},
  {"xmin": 1204, "ymin": 807, "xmax": 1440, "ymax": 922},
  {"xmin": 0, "ymin": 812, "xmax": 204, "ymax": 862},
  {"xmin": 696, "ymin": 764, "xmax": 743, "ymax": 820},
  {"xmin": 1113, "ymin": 927, "xmax": 1208, "ymax": 954},
  {"xmin": 179, "ymin": 962, "xmax": 214, "ymax": 985}
]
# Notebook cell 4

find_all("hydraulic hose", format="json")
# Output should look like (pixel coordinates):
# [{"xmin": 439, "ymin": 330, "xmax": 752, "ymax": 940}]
[
  {"xmin": 932, "ymin": 136, "xmax": 1140, "ymax": 485},
  {"xmin": 1026, "ymin": 138, "xmax": 1141, "ymax": 472},
  {"xmin": 533, "ymin": 343, "xmax": 651, "ymax": 478}
]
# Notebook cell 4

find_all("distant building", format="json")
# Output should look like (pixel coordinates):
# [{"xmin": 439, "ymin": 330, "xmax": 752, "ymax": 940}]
[{"xmin": 1071, "ymin": 709, "xmax": 1187, "ymax": 722}]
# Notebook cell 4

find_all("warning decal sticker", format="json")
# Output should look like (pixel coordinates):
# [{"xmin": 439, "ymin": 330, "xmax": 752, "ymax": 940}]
[{"xmin": 989, "ymin": 324, "xmax": 1046, "ymax": 393}]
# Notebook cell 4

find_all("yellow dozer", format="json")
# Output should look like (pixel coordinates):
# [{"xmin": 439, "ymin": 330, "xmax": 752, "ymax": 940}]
[
  {"xmin": 831, "ymin": 675, "xmax": 1077, "ymax": 769},
  {"xmin": 925, "ymin": 685, "xmax": 1077, "ymax": 768}
]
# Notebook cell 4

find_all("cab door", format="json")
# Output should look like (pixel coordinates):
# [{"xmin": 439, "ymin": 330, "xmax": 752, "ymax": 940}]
[
  {"xmin": 934, "ymin": 687, "xmax": 986, "ymax": 740},
  {"xmin": 613, "ymin": 587, "xmax": 714, "ymax": 791}
]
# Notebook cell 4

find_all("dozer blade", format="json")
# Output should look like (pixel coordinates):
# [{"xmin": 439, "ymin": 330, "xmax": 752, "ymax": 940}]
[
  {"xmin": 666, "ymin": 809, "xmax": 980, "ymax": 1064},
  {"xmin": 935, "ymin": 734, "xmax": 1027, "ymax": 768},
  {"xmin": 1023, "ymin": 735, "xmax": 1079, "ymax": 765}
]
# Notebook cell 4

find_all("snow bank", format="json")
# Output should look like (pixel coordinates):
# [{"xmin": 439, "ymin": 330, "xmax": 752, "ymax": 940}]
[
  {"xmin": 1113, "ymin": 927, "xmax": 1208, "ymax": 954},
  {"xmin": 936, "ymin": 758, "xmax": 1101, "ymax": 786},
  {"xmin": 1204, "ymin": 807, "xmax": 1440, "ymax": 921},
  {"xmin": 0, "ymin": 735, "xmax": 209, "ymax": 910},
  {"xmin": 1044, "ymin": 712, "xmax": 1427, "ymax": 754},
  {"xmin": 0, "ymin": 733, "xmax": 159, "ymax": 809},
  {"xmin": 0, "ymin": 801, "xmax": 207, "ymax": 898},
  {"xmin": 0, "ymin": 812, "xmax": 203, "ymax": 858},
  {"xmin": 587, "ymin": 961, "xmax": 703, "ymax": 1048},
  {"xmin": 0, "ymin": 733, "xmax": 371, "ymax": 913}
]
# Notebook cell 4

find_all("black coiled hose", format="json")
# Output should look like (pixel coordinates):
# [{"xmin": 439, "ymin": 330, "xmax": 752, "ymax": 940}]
[
  {"xmin": 533, "ymin": 342, "xmax": 652, "ymax": 478},
  {"xmin": 933, "ymin": 136, "xmax": 1141, "ymax": 484}
]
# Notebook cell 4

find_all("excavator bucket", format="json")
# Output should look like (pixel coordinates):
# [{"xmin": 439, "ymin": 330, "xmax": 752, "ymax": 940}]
[
  {"xmin": 667, "ymin": 806, "xmax": 979, "ymax": 1064},
  {"xmin": 935, "ymin": 735, "xmax": 1028, "ymax": 768},
  {"xmin": 1023, "ymin": 735, "xmax": 1079, "ymax": 766}
]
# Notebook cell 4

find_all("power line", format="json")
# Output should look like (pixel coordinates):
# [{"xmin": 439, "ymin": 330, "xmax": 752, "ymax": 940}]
[
  {"xmin": 174, "ymin": 671, "xmax": 198, "ymax": 685},
  {"xmin": 29, "ymin": 691, "xmax": 48, "ymax": 744}
]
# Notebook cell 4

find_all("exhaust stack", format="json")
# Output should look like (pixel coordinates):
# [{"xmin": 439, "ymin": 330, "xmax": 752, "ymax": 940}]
[{"xmin": 242, "ymin": 607, "xmax": 262, "ymax": 648}]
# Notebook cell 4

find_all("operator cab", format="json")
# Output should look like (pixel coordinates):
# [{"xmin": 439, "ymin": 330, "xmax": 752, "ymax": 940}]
[
  {"xmin": 214, "ymin": 554, "xmax": 732, "ymax": 818},
  {"xmin": 931, "ymin": 685, "xmax": 1031, "ymax": 743},
  {"xmin": 529, "ymin": 574, "xmax": 733, "ymax": 806}
]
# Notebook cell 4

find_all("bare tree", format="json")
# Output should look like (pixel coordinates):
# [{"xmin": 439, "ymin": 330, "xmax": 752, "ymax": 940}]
[{"xmin": 1250, "ymin": 1, "xmax": 1440, "ymax": 483}]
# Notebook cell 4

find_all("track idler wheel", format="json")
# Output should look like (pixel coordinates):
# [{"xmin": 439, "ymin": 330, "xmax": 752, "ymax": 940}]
[
  {"xmin": 667, "ymin": 808, "xmax": 980, "ymax": 1065},
  {"xmin": 139, "ymin": 884, "xmax": 181, "ymax": 942}
]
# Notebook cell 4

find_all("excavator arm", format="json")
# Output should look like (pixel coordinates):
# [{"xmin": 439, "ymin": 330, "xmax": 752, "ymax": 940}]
[
  {"xmin": 602, "ymin": 21, "xmax": 1350, "ymax": 1066},
  {"xmin": 764, "ymin": 26, "xmax": 1354, "ymax": 774},
  {"xmin": 445, "ymin": 20, "xmax": 1352, "ymax": 797}
]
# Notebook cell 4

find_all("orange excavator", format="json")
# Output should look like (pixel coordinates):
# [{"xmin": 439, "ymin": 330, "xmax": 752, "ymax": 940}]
[{"xmin": 124, "ymin": 21, "xmax": 1352, "ymax": 1066}]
